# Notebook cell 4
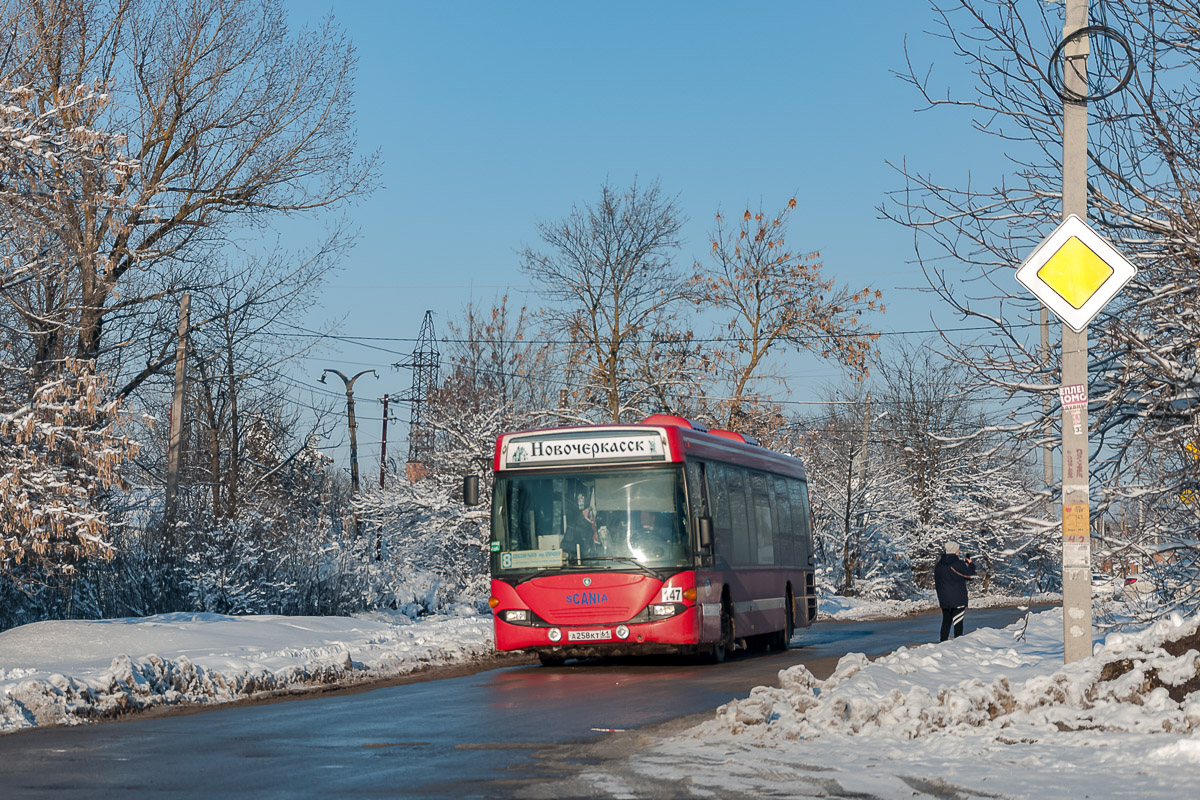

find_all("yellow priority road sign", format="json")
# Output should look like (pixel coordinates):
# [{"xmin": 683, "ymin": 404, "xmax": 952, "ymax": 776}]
[{"xmin": 1015, "ymin": 215, "xmax": 1137, "ymax": 332}]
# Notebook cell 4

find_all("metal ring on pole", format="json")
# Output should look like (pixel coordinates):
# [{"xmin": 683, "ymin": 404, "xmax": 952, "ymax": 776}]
[{"xmin": 1048, "ymin": 24, "xmax": 1134, "ymax": 103}]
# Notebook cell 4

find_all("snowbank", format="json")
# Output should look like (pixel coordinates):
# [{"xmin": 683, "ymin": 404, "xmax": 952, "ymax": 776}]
[
  {"xmin": 0, "ymin": 608, "xmax": 494, "ymax": 735},
  {"xmin": 711, "ymin": 610, "xmax": 1200, "ymax": 738},
  {"xmin": 625, "ymin": 608, "xmax": 1200, "ymax": 799}
]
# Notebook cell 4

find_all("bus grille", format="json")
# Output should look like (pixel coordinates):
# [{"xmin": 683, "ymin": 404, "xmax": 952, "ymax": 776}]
[{"xmin": 543, "ymin": 607, "xmax": 631, "ymax": 624}]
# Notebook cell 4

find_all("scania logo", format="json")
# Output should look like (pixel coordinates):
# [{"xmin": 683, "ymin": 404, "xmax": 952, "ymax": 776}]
[
  {"xmin": 583, "ymin": 578, "xmax": 592, "ymax": 587},
  {"xmin": 565, "ymin": 591, "xmax": 608, "ymax": 605}
]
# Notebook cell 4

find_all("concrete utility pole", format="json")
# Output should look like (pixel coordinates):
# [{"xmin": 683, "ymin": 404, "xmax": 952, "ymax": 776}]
[
  {"xmin": 1060, "ymin": 0, "xmax": 1093, "ymax": 663},
  {"xmin": 165, "ymin": 293, "xmax": 191, "ymax": 535},
  {"xmin": 379, "ymin": 394, "xmax": 390, "ymax": 489},
  {"xmin": 320, "ymin": 368, "xmax": 378, "ymax": 494},
  {"xmin": 1042, "ymin": 315, "xmax": 1054, "ymax": 488},
  {"xmin": 855, "ymin": 393, "xmax": 872, "ymax": 519}
]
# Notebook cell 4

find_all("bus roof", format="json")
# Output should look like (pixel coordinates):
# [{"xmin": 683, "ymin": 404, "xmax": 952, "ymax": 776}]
[{"xmin": 493, "ymin": 416, "xmax": 806, "ymax": 480}]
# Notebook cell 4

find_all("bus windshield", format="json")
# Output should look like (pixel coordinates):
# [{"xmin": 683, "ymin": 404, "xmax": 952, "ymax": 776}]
[{"xmin": 491, "ymin": 467, "xmax": 690, "ymax": 573}]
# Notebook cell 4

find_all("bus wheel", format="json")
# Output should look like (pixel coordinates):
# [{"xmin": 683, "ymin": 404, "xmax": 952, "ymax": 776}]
[
  {"xmin": 771, "ymin": 592, "xmax": 794, "ymax": 651},
  {"xmin": 708, "ymin": 598, "xmax": 734, "ymax": 663},
  {"xmin": 538, "ymin": 652, "xmax": 565, "ymax": 667}
]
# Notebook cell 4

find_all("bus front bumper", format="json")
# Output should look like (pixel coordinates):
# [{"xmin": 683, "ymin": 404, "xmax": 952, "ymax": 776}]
[{"xmin": 493, "ymin": 606, "xmax": 702, "ymax": 656}]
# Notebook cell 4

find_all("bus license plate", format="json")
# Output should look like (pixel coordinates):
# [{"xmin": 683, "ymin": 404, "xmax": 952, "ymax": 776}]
[{"xmin": 567, "ymin": 629, "xmax": 612, "ymax": 642}]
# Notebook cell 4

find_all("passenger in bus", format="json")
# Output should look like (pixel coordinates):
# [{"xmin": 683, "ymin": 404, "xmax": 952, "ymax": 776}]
[{"xmin": 595, "ymin": 511, "xmax": 625, "ymax": 552}]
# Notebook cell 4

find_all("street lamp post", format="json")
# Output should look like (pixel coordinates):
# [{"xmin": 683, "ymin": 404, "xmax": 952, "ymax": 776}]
[{"xmin": 320, "ymin": 368, "xmax": 378, "ymax": 494}]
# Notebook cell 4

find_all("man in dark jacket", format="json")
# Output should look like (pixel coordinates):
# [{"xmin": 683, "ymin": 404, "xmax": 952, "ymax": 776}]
[{"xmin": 934, "ymin": 541, "xmax": 977, "ymax": 641}]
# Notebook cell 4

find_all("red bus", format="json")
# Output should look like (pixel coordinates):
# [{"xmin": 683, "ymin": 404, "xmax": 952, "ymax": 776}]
[{"xmin": 465, "ymin": 413, "xmax": 817, "ymax": 666}]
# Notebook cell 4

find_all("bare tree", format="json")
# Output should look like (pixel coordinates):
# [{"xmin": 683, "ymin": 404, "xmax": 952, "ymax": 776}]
[
  {"xmin": 418, "ymin": 295, "xmax": 559, "ymax": 486},
  {"xmin": 438, "ymin": 295, "xmax": 558, "ymax": 428},
  {"xmin": 0, "ymin": 0, "xmax": 377, "ymax": 398},
  {"xmin": 696, "ymin": 198, "xmax": 884, "ymax": 432},
  {"xmin": 182, "ymin": 250, "xmax": 337, "ymax": 520},
  {"xmin": 875, "ymin": 343, "xmax": 976, "ymax": 527},
  {"xmin": 519, "ymin": 179, "xmax": 690, "ymax": 423},
  {"xmin": 883, "ymin": 0, "xmax": 1200, "ymax": 590}
]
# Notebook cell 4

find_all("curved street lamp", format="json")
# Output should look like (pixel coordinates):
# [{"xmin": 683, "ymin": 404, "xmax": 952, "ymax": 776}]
[{"xmin": 320, "ymin": 368, "xmax": 378, "ymax": 494}]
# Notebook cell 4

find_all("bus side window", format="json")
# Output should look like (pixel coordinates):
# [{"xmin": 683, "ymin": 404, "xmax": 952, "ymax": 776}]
[
  {"xmin": 790, "ymin": 479, "xmax": 814, "ymax": 566},
  {"xmin": 773, "ymin": 476, "xmax": 795, "ymax": 567},
  {"xmin": 710, "ymin": 463, "xmax": 733, "ymax": 566},
  {"xmin": 725, "ymin": 466, "xmax": 752, "ymax": 566},
  {"xmin": 685, "ymin": 461, "xmax": 708, "ymax": 518},
  {"xmin": 750, "ymin": 472, "xmax": 773, "ymax": 565}
]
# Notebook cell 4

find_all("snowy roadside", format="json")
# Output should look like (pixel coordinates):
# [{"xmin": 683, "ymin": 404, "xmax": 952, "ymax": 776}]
[
  {"xmin": 0, "ymin": 592, "xmax": 1056, "ymax": 738},
  {"xmin": 11, "ymin": 597, "xmax": 1196, "ymax": 798},
  {"xmin": 600, "ymin": 607, "xmax": 1200, "ymax": 799},
  {"xmin": 818, "ymin": 590, "xmax": 1062, "ymax": 621},
  {"xmin": 0, "ymin": 607, "xmax": 496, "ymax": 735},
  {"xmin": 0, "ymin": 591, "xmax": 1087, "ymax": 742},
  {"xmin": 2, "ymin": 593, "xmax": 909, "ymax": 738}
]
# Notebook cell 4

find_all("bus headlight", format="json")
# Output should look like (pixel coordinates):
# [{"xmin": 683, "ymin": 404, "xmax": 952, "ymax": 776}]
[
  {"xmin": 548, "ymin": 628, "xmax": 562, "ymax": 642},
  {"xmin": 651, "ymin": 604, "xmax": 674, "ymax": 617},
  {"xmin": 501, "ymin": 609, "xmax": 530, "ymax": 623}
]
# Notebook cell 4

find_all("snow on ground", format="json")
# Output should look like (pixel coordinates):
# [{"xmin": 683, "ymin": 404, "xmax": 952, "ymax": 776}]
[
  {"xmin": 818, "ymin": 590, "xmax": 1062, "ymax": 622},
  {"xmin": 0, "ymin": 606, "xmax": 493, "ymax": 735},
  {"xmin": 7, "ymin": 591, "xmax": 1199, "ymax": 800},
  {"xmin": 602, "ymin": 606, "xmax": 1200, "ymax": 799}
]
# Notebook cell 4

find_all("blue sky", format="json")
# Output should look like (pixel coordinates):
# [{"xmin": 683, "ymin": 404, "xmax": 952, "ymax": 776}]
[{"xmin": 279, "ymin": 1, "xmax": 1053, "ymax": 468}]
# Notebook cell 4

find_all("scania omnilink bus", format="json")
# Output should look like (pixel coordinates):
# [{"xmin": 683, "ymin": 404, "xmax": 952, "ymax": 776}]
[{"xmin": 464, "ymin": 414, "xmax": 816, "ymax": 666}]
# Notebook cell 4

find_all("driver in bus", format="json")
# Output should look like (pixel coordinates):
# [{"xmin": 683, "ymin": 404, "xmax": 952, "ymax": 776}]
[
  {"xmin": 634, "ymin": 510, "xmax": 679, "ymax": 560},
  {"xmin": 562, "ymin": 488, "xmax": 605, "ymax": 563}
]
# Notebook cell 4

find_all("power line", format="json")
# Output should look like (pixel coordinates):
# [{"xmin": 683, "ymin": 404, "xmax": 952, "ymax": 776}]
[{"xmin": 277, "ymin": 321, "xmax": 1037, "ymax": 348}]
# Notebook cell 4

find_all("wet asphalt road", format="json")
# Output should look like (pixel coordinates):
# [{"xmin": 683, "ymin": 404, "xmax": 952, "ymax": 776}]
[{"xmin": 0, "ymin": 605, "xmax": 1045, "ymax": 799}]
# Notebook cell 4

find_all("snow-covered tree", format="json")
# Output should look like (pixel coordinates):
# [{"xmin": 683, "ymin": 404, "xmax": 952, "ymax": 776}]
[
  {"xmin": 885, "ymin": 0, "xmax": 1200, "ymax": 607},
  {"xmin": 352, "ymin": 405, "xmax": 499, "ymax": 612},
  {"xmin": 790, "ymin": 395, "xmax": 918, "ymax": 599},
  {"xmin": 0, "ymin": 0, "xmax": 376, "ymax": 401},
  {"xmin": 872, "ymin": 343, "xmax": 1052, "ymax": 589},
  {"xmin": 0, "ymin": 358, "xmax": 137, "ymax": 582},
  {"xmin": 0, "ymin": 81, "xmax": 141, "ymax": 584}
]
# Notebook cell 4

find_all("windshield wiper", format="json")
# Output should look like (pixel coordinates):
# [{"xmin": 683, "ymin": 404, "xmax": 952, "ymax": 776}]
[{"xmin": 578, "ymin": 555, "xmax": 661, "ymax": 578}]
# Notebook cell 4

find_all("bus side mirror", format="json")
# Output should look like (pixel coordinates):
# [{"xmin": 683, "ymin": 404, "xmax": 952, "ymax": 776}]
[
  {"xmin": 696, "ymin": 515, "xmax": 713, "ymax": 551},
  {"xmin": 463, "ymin": 475, "xmax": 480, "ymax": 506}
]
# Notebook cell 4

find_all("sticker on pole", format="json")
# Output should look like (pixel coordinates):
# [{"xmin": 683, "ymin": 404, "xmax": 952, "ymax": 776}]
[
  {"xmin": 1015, "ymin": 215, "xmax": 1137, "ymax": 332},
  {"xmin": 1059, "ymin": 384, "xmax": 1087, "ymax": 409},
  {"xmin": 1059, "ymin": 384, "xmax": 1088, "ymax": 434}
]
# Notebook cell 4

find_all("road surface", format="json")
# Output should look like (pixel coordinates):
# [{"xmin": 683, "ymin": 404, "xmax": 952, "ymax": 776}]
[{"xmin": 0, "ymin": 605, "xmax": 1042, "ymax": 798}]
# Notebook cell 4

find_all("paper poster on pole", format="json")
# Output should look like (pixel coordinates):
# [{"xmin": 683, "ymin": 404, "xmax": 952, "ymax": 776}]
[{"xmin": 1062, "ymin": 503, "xmax": 1090, "ymax": 567}]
